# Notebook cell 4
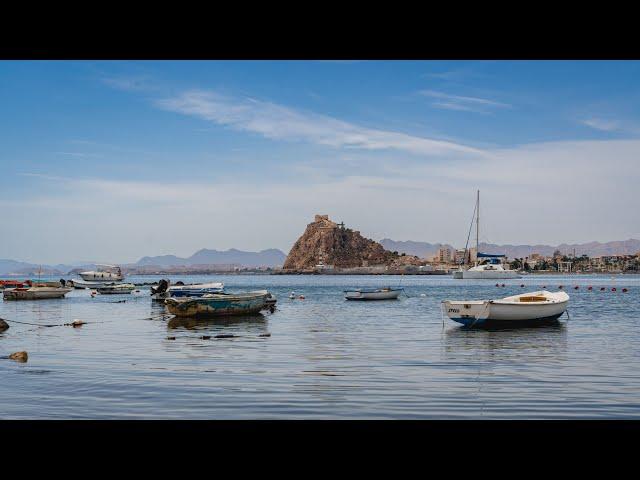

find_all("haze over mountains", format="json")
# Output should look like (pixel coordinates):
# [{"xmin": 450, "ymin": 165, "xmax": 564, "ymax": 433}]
[
  {"xmin": 135, "ymin": 248, "xmax": 287, "ymax": 268},
  {"xmin": 2, "ymin": 239, "xmax": 640, "ymax": 275},
  {"xmin": 380, "ymin": 239, "xmax": 640, "ymax": 259}
]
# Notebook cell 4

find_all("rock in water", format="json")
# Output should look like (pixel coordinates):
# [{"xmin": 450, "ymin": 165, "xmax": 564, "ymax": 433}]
[
  {"xmin": 0, "ymin": 319, "xmax": 9, "ymax": 332},
  {"xmin": 9, "ymin": 351, "xmax": 28, "ymax": 362},
  {"xmin": 283, "ymin": 214, "xmax": 403, "ymax": 270}
]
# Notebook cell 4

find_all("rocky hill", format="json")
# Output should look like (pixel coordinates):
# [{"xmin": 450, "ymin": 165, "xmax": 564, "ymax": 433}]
[{"xmin": 283, "ymin": 215, "xmax": 414, "ymax": 270}]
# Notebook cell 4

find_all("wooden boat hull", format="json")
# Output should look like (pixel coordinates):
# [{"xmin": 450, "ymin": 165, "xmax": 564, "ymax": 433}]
[
  {"xmin": 3, "ymin": 287, "xmax": 73, "ymax": 300},
  {"xmin": 165, "ymin": 290, "xmax": 270, "ymax": 317},
  {"xmin": 344, "ymin": 289, "xmax": 402, "ymax": 300}
]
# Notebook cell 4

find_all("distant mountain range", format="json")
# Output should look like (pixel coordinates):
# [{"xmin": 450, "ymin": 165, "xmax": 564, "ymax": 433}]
[
  {"xmin": 380, "ymin": 238, "xmax": 640, "ymax": 259},
  {"xmin": 135, "ymin": 248, "xmax": 287, "ymax": 268},
  {"xmin": 0, "ymin": 259, "xmax": 83, "ymax": 276},
  {"xmin": 2, "ymin": 239, "xmax": 639, "ymax": 275},
  {"xmin": 0, "ymin": 248, "xmax": 286, "ymax": 275}
]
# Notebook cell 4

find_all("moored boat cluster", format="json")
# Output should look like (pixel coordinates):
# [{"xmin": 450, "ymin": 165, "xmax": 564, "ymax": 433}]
[{"xmin": 1, "ymin": 262, "xmax": 634, "ymax": 330}]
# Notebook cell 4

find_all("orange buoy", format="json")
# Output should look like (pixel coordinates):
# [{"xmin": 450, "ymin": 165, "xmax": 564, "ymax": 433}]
[
  {"xmin": 622, "ymin": 288, "xmax": 628, "ymax": 293},
  {"xmin": 612, "ymin": 287, "xmax": 617, "ymax": 292},
  {"xmin": 299, "ymin": 295, "xmax": 305, "ymax": 300},
  {"xmin": 501, "ymin": 284, "xmax": 505, "ymax": 287},
  {"xmin": 587, "ymin": 286, "xmax": 593, "ymax": 290},
  {"xmin": 496, "ymin": 283, "xmax": 500, "ymax": 287},
  {"xmin": 520, "ymin": 284, "xmax": 525, "ymax": 288},
  {"xmin": 574, "ymin": 286, "xmax": 579, "ymax": 290}
]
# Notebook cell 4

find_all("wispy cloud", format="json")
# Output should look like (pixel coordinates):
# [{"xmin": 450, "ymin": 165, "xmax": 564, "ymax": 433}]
[
  {"xmin": 580, "ymin": 117, "xmax": 640, "ymax": 136},
  {"xmin": 154, "ymin": 90, "xmax": 485, "ymax": 157},
  {"xmin": 423, "ymin": 69, "xmax": 483, "ymax": 82},
  {"xmin": 13, "ymin": 138, "xmax": 640, "ymax": 261},
  {"xmin": 419, "ymin": 89, "xmax": 511, "ymax": 113},
  {"xmin": 55, "ymin": 151, "xmax": 103, "ymax": 159},
  {"xmin": 102, "ymin": 75, "xmax": 158, "ymax": 93},
  {"xmin": 581, "ymin": 117, "xmax": 620, "ymax": 132}
]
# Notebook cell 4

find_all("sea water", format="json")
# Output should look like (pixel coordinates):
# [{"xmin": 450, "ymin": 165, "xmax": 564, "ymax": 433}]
[{"xmin": 1, "ymin": 274, "xmax": 639, "ymax": 419}]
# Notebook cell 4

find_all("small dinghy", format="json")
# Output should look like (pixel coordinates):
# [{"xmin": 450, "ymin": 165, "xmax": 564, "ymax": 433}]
[
  {"xmin": 442, "ymin": 290, "xmax": 569, "ymax": 328},
  {"xmin": 95, "ymin": 283, "xmax": 136, "ymax": 295},
  {"xmin": 344, "ymin": 287, "xmax": 402, "ymax": 300},
  {"xmin": 165, "ymin": 290, "xmax": 271, "ymax": 317},
  {"xmin": 3, "ymin": 281, "xmax": 73, "ymax": 300}
]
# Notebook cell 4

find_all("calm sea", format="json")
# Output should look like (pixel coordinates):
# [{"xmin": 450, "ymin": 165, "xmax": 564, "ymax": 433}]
[{"xmin": 1, "ymin": 274, "xmax": 639, "ymax": 419}]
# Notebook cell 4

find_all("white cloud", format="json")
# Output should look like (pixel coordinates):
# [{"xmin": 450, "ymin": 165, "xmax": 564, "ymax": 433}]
[
  {"xmin": 6, "ymin": 138, "xmax": 640, "ymax": 264},
  {"xmin": 419, "ymin": 89, "xmax": 511, "ymax": 113},
  {"xmin": 155, "ymin": 90, "xmax": 486, "ymax": 157}
]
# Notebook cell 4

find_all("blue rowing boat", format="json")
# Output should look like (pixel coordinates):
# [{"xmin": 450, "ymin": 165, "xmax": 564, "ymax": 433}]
[{"xmin": 165, "ymin": 290, "xmax": 271, "ymax": 317}]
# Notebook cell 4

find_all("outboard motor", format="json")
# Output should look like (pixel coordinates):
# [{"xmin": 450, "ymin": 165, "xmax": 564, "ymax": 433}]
[
  {"xmin": 151, "ymin": 278, "xmax": 170, "ymax": 295},
  {"xmin": 60, "ymin": 279, "xmax": 66, "ymax": 287}
]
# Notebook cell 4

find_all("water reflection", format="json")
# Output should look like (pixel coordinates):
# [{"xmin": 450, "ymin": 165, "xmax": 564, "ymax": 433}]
[
  {"xmin": 167, "ymin": 313, "xmax": 268, "ymax": 335},
  {"xmin": 443, "ymin": 321, "xmax": 568, "ymax": 361}
]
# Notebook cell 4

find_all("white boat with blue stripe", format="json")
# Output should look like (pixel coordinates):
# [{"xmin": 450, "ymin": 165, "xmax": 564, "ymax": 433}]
[
  {"xmin": 151, "ymin": 280, "xmax": 225, "ymax": 300},
  {"xmin": 442, "ymin": 290, "xmax": 569, "ymax": 328}
]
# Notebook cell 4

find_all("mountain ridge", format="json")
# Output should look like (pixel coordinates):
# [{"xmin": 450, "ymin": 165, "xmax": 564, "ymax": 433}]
[{"xmin": 380, "ymin": 238, "xmax": 640, "ymax": 259}]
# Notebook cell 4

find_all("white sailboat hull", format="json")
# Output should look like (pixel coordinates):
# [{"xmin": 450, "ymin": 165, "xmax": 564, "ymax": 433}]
[{"xmin": 461, "ymin": 269, "xmax": 521, "ymax": 279}]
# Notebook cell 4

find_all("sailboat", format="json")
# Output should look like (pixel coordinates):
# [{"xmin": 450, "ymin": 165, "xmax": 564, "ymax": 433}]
[{"xmin": 453, "ymin": 190, "xmax": 521, "ymax": 280}]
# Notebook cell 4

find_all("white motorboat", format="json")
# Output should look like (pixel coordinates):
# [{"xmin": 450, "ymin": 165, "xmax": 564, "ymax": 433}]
[
  {"xmin": 95, "ymin": 283, "xmax": 136, "ymax": 295},
  {"xmin": 454, "ymin": 190, "xmax": 521, "ymax": 279},
  {"xmin": 70, "ymin": 278, "xmax": 120, "ymax": 289},
  {"xmin": 79, "ymin": 264, "xmax": 124, "ymax": 282},
  {"xmin": 442, "ymin": 290, "xmax": 569, "ymax": 328},
  {"xmin": 3, "ymin": 281, "xmax": 73, "ymax": 300},
  {"xmin": 344, "ymin": 287, "xmax": 402, "ymax": 300}
]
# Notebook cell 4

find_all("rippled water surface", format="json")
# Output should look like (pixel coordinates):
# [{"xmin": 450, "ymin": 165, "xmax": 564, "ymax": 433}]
[{"xmin": 2, "ymin": 274, "xmax": 640, "ymax": 419}]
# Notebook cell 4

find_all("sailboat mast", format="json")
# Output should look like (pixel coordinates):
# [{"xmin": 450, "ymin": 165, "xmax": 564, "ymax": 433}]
[{"xmin": 475, "ymin": 190, "xmax": 479, "ymax": 266}]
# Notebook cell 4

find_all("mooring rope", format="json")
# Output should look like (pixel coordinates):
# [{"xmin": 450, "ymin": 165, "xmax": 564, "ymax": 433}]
[{"xmin": 0, "ymin": 312, "xmax": 173, "ymax": 329}]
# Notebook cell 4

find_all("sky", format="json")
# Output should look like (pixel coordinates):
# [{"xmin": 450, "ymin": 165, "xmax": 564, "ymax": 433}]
[{"xmin": 1, "ymin": 60, "xmax": 640, "ymax": 264}]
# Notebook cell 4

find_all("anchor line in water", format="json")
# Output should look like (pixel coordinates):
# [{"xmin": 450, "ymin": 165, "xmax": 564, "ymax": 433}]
[{"xmin": 0, "ymin": 313, "xmax": 173, "ymax": 328}]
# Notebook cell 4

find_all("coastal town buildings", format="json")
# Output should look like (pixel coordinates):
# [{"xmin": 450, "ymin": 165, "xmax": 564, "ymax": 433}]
[{"xmin": 436, "ymin": 247, "xmax": 452, "ymax": 263}]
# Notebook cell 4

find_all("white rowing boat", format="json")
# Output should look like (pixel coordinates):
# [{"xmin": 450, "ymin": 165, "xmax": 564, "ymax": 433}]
[
  {"xmin": 95, "ymin": 283, "xmax": 136, "ymax": 295},
  {"xmin": 442, "ymin": 290, "xmax": 569, "ymax": 328},
  {"xmin": 344, "ymin": 287, "xmax": 402, "ymax": 300}
]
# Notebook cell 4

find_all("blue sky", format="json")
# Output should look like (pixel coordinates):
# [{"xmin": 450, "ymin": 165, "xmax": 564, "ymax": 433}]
[{"xmin": 1, "ymin": 60, "xmax": 640, "ymax": 264}]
